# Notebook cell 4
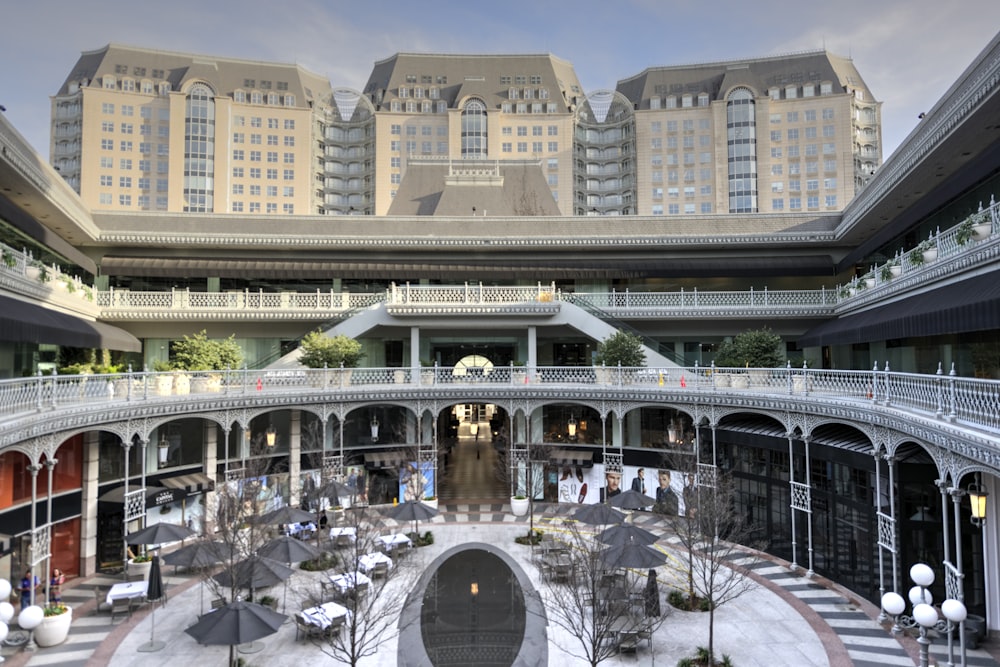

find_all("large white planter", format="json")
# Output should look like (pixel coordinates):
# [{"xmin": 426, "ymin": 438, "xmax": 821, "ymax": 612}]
[
  {"xmin": 34, "ymin": 606, "xmax": 72, "ymax": 648},
  {"xmin": 922, "ymin": 248, "xmax": 938, "ymax": 263},
  {"xmin": 510, "ymin": 496, "xmax": 529, "ymax": 517},
  {"xmin": 713, "ymin": 373, "xmax": 731, "ymax": 388},
  {"xmin": 792, "ymin": 375, "xmax": 813, "ymax": 393},
  {"xmin": 128, "ymin": 557, "xmax": 153, "ymax": 582},
  {"xmin": 422, "ymin": 498, "xmax": 438, "ymax": 511},
  {"xmin": 730, "ymin": 375, "xmax": 749, "ymax": 389},
  {"xmin": 973, "ymin": 223, "xmax": 992, "ymax": 240}
]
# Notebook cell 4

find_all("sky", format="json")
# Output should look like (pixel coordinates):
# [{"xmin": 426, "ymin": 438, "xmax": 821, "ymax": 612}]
[{"xmin": 1, "ymin": 1, "xmax": 998, "ymax": 162}]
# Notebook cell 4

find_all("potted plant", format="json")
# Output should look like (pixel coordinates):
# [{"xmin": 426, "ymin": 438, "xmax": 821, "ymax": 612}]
[
  {"xmin": 1, "ymin": 247, "xmax": 16, "ymax": 269},
  {"xmin": 127, "ymin": 552, "xmax": 154, "ymax": 581},
  {"xmin": 257, "ymin": 594, "xmax": 278, "ymax": 611},
  {"xmin": 510, "ymin": 494, "xmax": 529, "ymax": 517},
  {"xmin": 594, "ymin": 331, "xmax": 646, "ymax": 383},
  {"xmin": 171, "ymin": 330, "xmax": 243, "ymax": 392},
  {"xmin": 880, "ymin": 260, "xmax": 900, "ymax": 281},
  {"xmin": 298, "ymin": 330, "xmax": 364, "ymax": 386},
  {"xmin": 971, "ymin": 210, "xmax": 992, "ymax": 239},
  {"xmin": 422, "ymin": 495, "xmax": 438, "ymax": 510},
  {"xmin": 510, "ymin": 360, "xmax": 527, "ymax": 385},
  {"xmin": 956, "ymin": 218, "xmax": 976, "ymax": 245},
  {"xmin": 34, "ymin": 603, "xmax": 72, "ymax": 647},
  {"xmin": 714, "ymin": 328, "xmax": 783, "ymax": 386},
  {"xmin": 911, "ymin": 238, "xmax": 937, "ymax": 264},
  {"xmin": 420, "ymin": 360, "xmax": 436, "ymax": 386}
]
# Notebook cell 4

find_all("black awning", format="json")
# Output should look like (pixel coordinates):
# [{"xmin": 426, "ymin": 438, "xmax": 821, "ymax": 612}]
[
  {"xmin": 363, "ymin": 451, "xmax": 405, "ymax": 470},
  {"xmin": 98, "ymin": 484, "xmax": 184, "ymax": 508},
  {"xmin": 160, "ymin": 472, "xmax": 215, "ymax": 496},
  {"xmin": 550, "ymin": 449, "xmax": 594, "ymax": 467},
  {"xmin": 798, "ymin": 273, "xmax": 1000, "ymax": 347},
  {"xmin": 0, "ymin": 295, "xmax": 141, "ymax": 351}
]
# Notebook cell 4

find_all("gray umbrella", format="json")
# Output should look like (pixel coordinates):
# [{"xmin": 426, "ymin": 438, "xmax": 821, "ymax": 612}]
[
  {"xmin": 608, "ymin": 489, "xmax": 657, "ymax": 510},
  {"xmin": 597, "ymin": 524, "xmax": 659, "ymax": 546},
  {"xmin": 258, "ymin": 536, "xmax": 321, "ymax": 618},
  {"xmin": 600, "ymin": 538, "xmax": 668, "ymax": 569},
  {"xmin": 162, "ymin": 540, "xmax": 228, "ymax": 569},
  {"xmin": 644, "ymin": 569, "xmax": 661, "ymax": 617},
  {"xmin": 213, "ymin": 556, "xmax": 295, "ymax": 590},
  {"xmin": 384, "ymin": 499, "xmax": 439, "ymax": 535},
  {"xmin": 257, "ymin": 505, "xmax": 316, "ymax": 525},
  {"xmin": 317, "ymin": 479, "xmax": 353, "ymax": 504},
  {"xmin": 185, "ymin": 600, "xmax": 286, "ymax": 667},
  {"xmin": 136, "ymin": 555, "xmax": 165, "ymax": 652},
  {"xmin": 572, "ymin": 503, "xmax": 625, "ymax": 525},
  {"xmin": 126, "ymin": 522, "xmax": 197, "ymax": 545}
]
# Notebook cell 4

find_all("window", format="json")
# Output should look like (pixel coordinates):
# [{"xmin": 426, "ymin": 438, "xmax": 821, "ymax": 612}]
[
  {"xmin": 806, "ymin": 162, "xmax": 818, "ymax": 174},
  {"xmin": 822, "ymin": 125, "xmax": 835, "ymax": 138},
  {"xmin": 267, "ymin": 134, "xmax": 278, "ymax": 145},
  {"xmin": 284, "ymin": 119, "xmax": 295, "ymax": 130},
  {"xmin": 233, "ymin": 184, "xmax": 244, "ymax": 195},
  {"xmin": 250, "ymin": 151, "xmax": 261, "ymax": 162},
  {"xmin": 250, "ymin": 167, "xmax": 261, "ymax": 178},
  {"xmin": 547, "ymin": 174, "xmax": 558, "ymax": 186},
  {"xmin": 101, "ymin": 139, "xmax": 114, "ymax": 150},
  {"xmin": 701, "ymin": 202, "xmax": 712, "ymax": 213},
  {"xmin": 501, "ymin": 142, "xmax": 512, "ymax": 153},
  {"xmin": 233, "ymin": 167, "xmax": 244, "ymax": 178},
  {"xmin": 266, "ymin": 168, "xmax": 278, "ymax": 179},
  {"xmin": 786, "ymin": 111, "xmax": 799, "ymax": 123},
  {"xmin": 789, "ymin": 179, "xmax": 801, "ymax": 191},
  {"xmin": 823, "ymin": 160, "xmax": 836, "ymax": 172},
  {"xmin": 771, "ymin": 164, "xmax": 783, "ymax": 175},
  {"xmin": 100, "ymin": 175, "xmax": 112, "ymax": 187},
  {"xmin": 667, "ymin": 187, "xmax": 679, "ymax": 198},
  {"xmin": 684, "ymin": 203, "xmax": 696, "ymax": 214},
  {"xmin": 770, "ymin": 130, "xmax": 781, "ymax": 142},
  {"xmin": 101, "ymin": 121, "xmax": 114, "ymax": 132},
  {"xmin": 772, "ymin": 198, "xmax": 784, "ymax": 210},
  {"xmin": 249, "ymin": 202, "xmax": 260, "ymax": 213},
  {"xmin": 548, "ymin": 125, "xmax": 558, "ymax": 136},
  {"xmin": 100, "ymin": 157, "xmax": 114, "ymax": 168},
  {"xmin": 266, "ymin": 185, "xmax": 278, "ymax": 197},
  {"xmin": 120, "ymin": 158, "xmax": 132, "ymax": 170},
  {"xmin": 284, "ymin": 152, "xmax": 294, "ymax": 164},
  {"xmin": 651, "ymin": 138, "xmax": 662, "ymax": 149},
  {"xmin": 789, "ymin": 197, "xmax": 801, "ymax": 209},
  {"xmin": 787, "ymin": 145, "xmax": 800, "ymax": 158},
  {"xmin": 517, "ymin": 126, "xmax": 527, "ymax": 137},
  {"xmin": 532, "ymin": 126, "xmax": 542, "ymax": 136},
  {"xmin": 102, "ymin": 103, "xmax": 115, "ymax": 114},
  {"xmin": 233, "ymin": 149, "xmax": 245, "ymax": 161},
  {"xmin": 390, "ymin": 140, "xmax": 400, "ymax": 151},
  {"xmin": 232, "ymin": 201, "xmax": 244, "ymax": 212},
  {"xmin": 652, "ymin": 204, "xmax": 663, "ymax": 215},
  {"xmin": 99, "ymin": 193, "xmax": 112, "ymax": 205},
  {"xmin": 771, "ymin": 182, "xmax": 784, "ymax": 193},
  {"xmin": 822, "ymin": 108, "xmax": 834, "ymax": 120},
  {"xmin": 121, "ymin": 105, "xmax": 134, "ymax": 116},
  {"xmin": 283, "ymin": 186, "xmax": 294, "ymax": 197},
  {"xmin": 805, "ymin": 144, "xmax": 818, "ymax": 156},
  {"xmin": 823, "ymin": 178, "xmax": 837, "ymax": 189},
  {"xmin": 825, "ymin": 195, "xmax": 837, "ymax": 207},
  {"xmin": 121, "ymin": 123, "xmax": 133, "ymax": 134},
  {"xmin": 283, "ymin": 169, "xmax": 294, "ymax": 180},
  {"xmin": 652, "ymin": 187, "xmax": 663, "ymax": 199},
  {"xmin": 517, "ymin": 142, "xmax": 527, "ymax": 152},
  {"xmin": 391, "ymin": 173, "xmax": 401, "ymax": 184},
  {"xmin": 283, "ymin": 203, "xmax": 294, "ymax": 214},
  {"xmin": 119, "ymin": 194, "xmax": 132, "ymax": 206},
  {"xmin": 668, "ymin": 204, "xmax": 679, "ymax": 214},
  {"xmin": 771, "ymin": 147, "xmax": 782, "ymax": 158},
  {"xmin": 684, "ymin": 186, "xmax": 695, "ymax": 197},
  {"xmin": 139, "ymin": 159, "xmax": 151, "ymax": 171},
  {"xmin": 267, "ymin": 151, "xmax": 278, "ymax": 163},
  {"xmin": 822, "ymin": 142, "xmax": 835, "ymax": 154},
  {"xmin": 807, "ymin": 195, "xmax": 819, "ymax": 208},
  {"xmin": 249, "ymin": 184, "xmax": 261, "ymax": 196},
  {"xmin": 266, "ymin": 203, "xmax": 277, "ymax": 213},
  {"xmin": 805, "ymin": 127, "xmax": 817, "ymax": 139},
  {"xmin": 250, "ymin": 133, "xmax": 261, "ymax": 145},
  {"xmin": 461, "ymin": 99, "xmax": 487, "ymax": 157},
  {"xmin": 787, "ymin": 128, "xmax": 799, "ymax": 140},
  {"xmin": 548, "ymin": 141, "xmax": 558, "ymax": 152},
  {"xmin": 156, "ymin": 178, "xmax": 168, "ymax": 192},
  {"xmin": 268, "ymin": 118, "xmax": 278, "ymax": 129},
  {"xmin": 532, "ymin": 141, "xmax": 542, "ymax": 153},
  {"xmin": 804, "ymin": 110, "xmax": 817, "ymax": 122}
]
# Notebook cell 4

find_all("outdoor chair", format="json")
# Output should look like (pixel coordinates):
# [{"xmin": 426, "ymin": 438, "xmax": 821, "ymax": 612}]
[
  {"xmin": 371, "ymin": 561, "xmax": 389, "ymax": 580},
  {"xmin": 295, "ymin": 613, "xmax": 322, "ymax": 641},
  {"xmin": 210, "ymin": 597, "xmax": 227, "ymax": 611},
  {"xmin": 334, "ymin": 533, "xmax": 353, "ymax": 548},
  {"xmin": 110, "ymin": 596, "xmax": 131, "ymax": 623},
  {"xmin": 93, "ymin": 586, "xmax": 111, "ymax": 614}
]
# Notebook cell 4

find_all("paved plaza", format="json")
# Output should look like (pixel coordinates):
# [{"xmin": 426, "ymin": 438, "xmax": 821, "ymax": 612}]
[{"xmin": 3, "ymin": 505, "xmax": 998, "ymax": 667}]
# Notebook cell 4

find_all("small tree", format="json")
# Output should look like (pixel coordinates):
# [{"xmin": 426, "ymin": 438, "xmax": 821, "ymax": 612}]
[
  {"xmin": 299, "ymin": 331, "xmax": 365, "ymax": 369},
  {"xmin": 713, "ymin": 327, "xmax": 782, "ymax": 368},
  {"xmin": 594, "ymin": 331, "xmax": 646, "ymax": 367},
  {"xmin": 494, "ymin": 441, "xmax": 548, "ymax": 541},
  {"xmin": 171, "ymin": 330, "xmax": 243, "ymax": 370}
]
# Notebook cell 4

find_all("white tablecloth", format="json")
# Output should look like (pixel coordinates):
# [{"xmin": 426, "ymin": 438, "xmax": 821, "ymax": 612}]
[
  {"xmin": 328, "ymin": 571, "xmax": 371, "ymax": 594},
  {"xmin": 328, "ymin": 526, "xmax": 356, "ymax": 541},
  {"xmin": 301, "ymin": 601, "xmax": 349, "ymax": 629},
  {"xmin": 376, "ymin": 533, "xmax": 412, "ymax": 549},
  {"xmin": 357, "ymin": 552, "xmax": 393, "ymax": 574},
  {"xmin": 285, "ymin": 522, "xmax": 316, "ymax": 538},
  {"xmin": 106, "ymin": 581, "xmax": 147, "ymax": 605}
]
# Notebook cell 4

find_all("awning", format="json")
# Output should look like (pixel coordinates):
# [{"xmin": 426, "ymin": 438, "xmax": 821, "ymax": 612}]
[
  {"xmin": 798, "ymin": 273, "xmax": 1000, "ymax": 347},
  {"xmin": 0, "ymin": 533, "xmax": 12, "ymax": 556},
  {"xmin": 550, "ymin": 449, "xmax": 594, "ymax": 467},
  {"xmin": 0, "ymin": 294, "xmax": 141, "ymax": 351},
  {"xmin": 363, "ymin": 451, "xmax": 406, "ymax": 470},
  {"xmin": 98, "ymin": 485, "xmax": 184, "ymax": 507},
  {"xmin": 161, "ymin": 472, "xmax": 215, "ymax": 496}
]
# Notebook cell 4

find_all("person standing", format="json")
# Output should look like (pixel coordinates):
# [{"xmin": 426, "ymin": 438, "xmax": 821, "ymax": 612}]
[
  {"xmin": 631, "ymin": 468, "xmax": 646, "ymax": 493},
  {"xmin": 49, "ymin": 568, "xmax": 65, "ymax": 604},
  {"xmin": 19, "ymin": 569, "xmax": 39, "ymax": 609}
]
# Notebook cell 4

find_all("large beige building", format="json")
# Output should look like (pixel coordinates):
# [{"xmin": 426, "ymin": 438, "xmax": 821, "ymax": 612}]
[{"xmin": 51, "ymin": 45, "xmax": 879, "ymax": 218}]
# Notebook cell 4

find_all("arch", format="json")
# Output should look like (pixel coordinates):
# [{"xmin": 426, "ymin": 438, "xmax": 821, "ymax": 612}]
[
  {"xmin": 726, "ymin": 86, "xmax": 758, "ymax": 213},
  {"xmin": 183, "ymin": 82, "xmax": 215, "ymax": 212},
  {"xmin": 460, "ymin": 98, "xmax": 487, "ymax": 158}
]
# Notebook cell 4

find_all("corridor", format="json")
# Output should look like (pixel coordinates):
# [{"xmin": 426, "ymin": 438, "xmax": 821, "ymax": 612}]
[{"xmin": 437, "ymin": 422, "xmax": 507, "ymax": 502}]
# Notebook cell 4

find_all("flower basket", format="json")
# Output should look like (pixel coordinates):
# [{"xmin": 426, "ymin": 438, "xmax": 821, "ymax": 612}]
[{"xmin": 35, "ymin": 604, "xmax": 72, "ymax": 647}]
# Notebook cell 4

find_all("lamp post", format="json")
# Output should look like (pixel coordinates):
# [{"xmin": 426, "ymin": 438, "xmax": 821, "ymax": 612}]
[
  {"xmin": 881, "ymin": 563, "xmax": 967, "ymax": 667},
  {"xmin": 370, "ymin": 416, "xmax": 379, "ymax": 443},
  {"xmin": 157, "ymin": 435, "xmax": 169, "ymax": 466},
  {"xmin": 967, "ymin": 482, "xmax": 988, "ymax": 527},
  {"xmin": 567, "ymin": 415, "xmax": 577, "ymax": 441},
  {"xmin": 265, "ymin": 425, "xmax": 276, "ymax": 448}
]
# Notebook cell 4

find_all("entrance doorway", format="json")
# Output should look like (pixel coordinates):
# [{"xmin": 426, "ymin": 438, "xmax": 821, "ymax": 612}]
[{"xmin": 437, "ymin": 403, "xmax": 507, "ymax": 502}]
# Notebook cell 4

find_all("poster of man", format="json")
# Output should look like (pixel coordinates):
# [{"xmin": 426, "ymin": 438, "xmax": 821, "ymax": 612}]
[
  {"xmin": 681, "ymin": 472, "xmax": 698, "ymax": 517},
  {"xmin": 346, "ymin": 465, "xmax": 368, "ymax": 505},
  {"xmin": 600, "ymin": 468, "xmax": 623, "ymax": 502},
  {"xmin": 399, "ymin": 461, "xmax": 435, "ymax": 503},
  {"xmin": 654, "ymin": 469, "xmax": 680, "ymax": 515},
  {"xmin": 630, "ymin": 467, "xmax": 647, "ymax": 494}
]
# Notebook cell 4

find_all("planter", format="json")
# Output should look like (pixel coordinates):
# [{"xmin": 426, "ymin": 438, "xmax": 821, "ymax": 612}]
[
  {"xmin": 973, "ymin": 223, "xmax": 992, "ymax": 240},
  {"xmin": 713, "ymin": 373, "xmax": 731, "ymax": 388},
  {"xmin": 25, "ymin": 266, "xmax": 41, "ymax": 281},
  {"xmin": 792, "ymin": 375, "xmax": 813, "ymax": 393},
  {"xmin": 154, "ymin": 375, "xmax": 173, "ymax": 396},
  {"xmin": 394, "ymin": 369, "xmax": 407, "ymax": 384},
  {"xmin": 889, "ymin": 265, "xmax": 902, "ymax": 278},
  {"xmin": 511, "ymin": 370, "xmax": 527, "ymax": 385},
  {"xmin": 863, "ymin": 278, "xmax": 876, "ymax": 288},
  {"xmin": 127, "ymin": 557, "xmax": 153, "ymax": 582},
  {"xmin": 594, "ymin": 367, "xmax": 615, "ymax": 385},
  {"xmin": 922, "ymin": 248, "xmax": 938, "ymax": 263},
  {"xmin": 172, "ymin": 373, "xmax": 190, "ymax": 395},
  {"xmin": 510, "ymin": 496, "xmax": 529, "ymax": 517},
  {"xmin": 730, "ymin": 375, "xmax": 749, "ymax": 389},
  {"xmin": 34, "ymin": 606, "xmax": 72, "ymax": 648},
  {"xmin": 420, "ymin": 369, "xmax": 435, "ymax": 386},
  {"xmin": 422, "ymin": 497, "xmax": 438, "ymax": 510}
]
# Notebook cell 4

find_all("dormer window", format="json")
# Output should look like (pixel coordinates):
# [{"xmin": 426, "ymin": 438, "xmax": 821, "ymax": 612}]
[
  {"xmin": 141, "ymin": 80, "xmax": 154, "ymax": 94},
  {"xmin": 267, "ymin": 92, "xmax": 278, "ymax": 105},
  {"xmin": 429, "ymin": 87, "xmax": 440, "ymax": 100},
  {"xmin": 698, "ymin": 93, "xmax": 709, "ymax": 106},
  {"xmin": 769, "ymin": 87, "xmax": 780, "ymax": 100},
  {"xmin": 785, "ymin": 85, "xmax": 798, "ymax": 99},
  {"xmin": 251, "ymin": 91, "xmax": 263, "ymax": 104},
  {"xmin": 103, "ymin": 75, "xmax": 117, "ymax": 89},
  {"xmin": 399, "ymin": 86, "xmax": 408, "ymax": 98},
  {"xmin": 234, "ymin": 90, "xmax": 247, "ymax": 103},
  {"xmin": 509, "ymin": 87, "xmax": 519, "ymax": 100},
  {"xmin": 820, "ymin": 81, "xmax": 833, "ymax": 95},
  {"xmin": 649, "ymin": 97, "xmax": 661, "ymax": 110},
  {"xmin": 539, "ymin": 88, "xmax": 549, "ymax": 100},
  {"xmin": 122, "ymin": 78, "xmax": 135, "ymax": 92},
  {"xmin": 682, "ymin": 94, "xmax": 693, "ymax": 108},
  {"xmin": 284, "ymin": 94, "xmax": 295, "ymax": 106},
  {"xmin": 158, "ymin": 82, "xmax": 171, "ymax": 95},
  {"xmin": 802, "ymin": 84, "xmax": 815, "ymax": 97},
  {"xmin": 414, "ymin": 87, "xmax": 423, "ymax": 99},
  {"xmin": 421, "ymin": 101, "xmax": 431, "ymax": 113}
]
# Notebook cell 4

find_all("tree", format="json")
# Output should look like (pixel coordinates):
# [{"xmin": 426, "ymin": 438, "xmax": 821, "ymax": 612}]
[
  {"xmin": 594, "ymin": 330, "xmax": 646, "ymax": 367},
  {"xmin": 299, "ymin": 331, "xmax": 365, "ymax": 369},
  {"xmin": 537, "ymin": 523, "xmax": 668, "ymax": 666},
  {"xmin": 171, "ymin": 330, "xmax": 243, "ymax": 371},
  {"xmin": 713, "ymin": 327, "xmax": 782, "ymax": 368},
  {"xmin": 494, "ymin": 440, "xmax": 548, "ymax": 542},
  {"xmin": 665, "ymin": 471, "xmax": 761, "ymax": 665}
]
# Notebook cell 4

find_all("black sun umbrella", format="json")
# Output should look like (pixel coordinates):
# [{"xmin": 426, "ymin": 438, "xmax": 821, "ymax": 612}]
[
  {"xmin": 600, "ymin": 537, "xmax": 668, "ymax": 569},
  {"xmin": 213, "ymin": 556, "xmax": 295, "ymax": 591},
  {"xmin": 163, "ymin": 540, "xmax": 229, "ymax": 615},
  {"xmin": 126, "ymin": 522, "xmax": 197, "ymax": 546},
  {"xmin": 608, "ymin": 489, "xmax": 657, "ymax": 510},
  {"xmin": 597, "ymin": 523, "xmax": 659, "ymax": 546},
  {"xmin": 257, "ymin": 505, "xmax": 316, "ymax": 525},
  {"xmin": 572, "ymin": 503, "xmax": 625, "ymax": 526},
  {"xmin": 384, "ymin": 499, "xmax": 439, "ymax": 535},
  {"xmin": 258, "ymin": 536, "xmax": 320, "ymax": 618},
  {"xmin": 137, "ymin": 555, "xmax": 166, "ymax": 652},
  {"xmin": 185, "ymin": 600, "xmax": 286, "ymax": 666},
  {"xmin": 644, "ymin": 568, "xmax": 662, "ymax": 617},
  {"xmin": 317, "ymin": 479, "xmax": 353, "ymax": 504}
]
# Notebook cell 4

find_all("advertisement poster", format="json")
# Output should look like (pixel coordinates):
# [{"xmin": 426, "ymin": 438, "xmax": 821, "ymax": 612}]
[
  {"xmin": 399, "ymin": 461, "xmax": 435, "ymax": 502},
  {"xmin": 556, "ymin": 465, "xmax": 600, "ymax": 504}
]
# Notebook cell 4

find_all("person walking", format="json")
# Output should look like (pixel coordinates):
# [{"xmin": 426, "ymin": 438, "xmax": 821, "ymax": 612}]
[
  {"xmin": 49, "ymin": 568, "xmax": 65, "ymax": 604},
  {"xmin": 19, "ymin": 569, "xmax": 39, "ymax": 609}
]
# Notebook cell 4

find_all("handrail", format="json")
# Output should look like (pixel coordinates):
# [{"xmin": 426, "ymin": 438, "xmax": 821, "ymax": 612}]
[
  {"xmin": 562, "ymin": 293, "xmax": 687, "ymax": 365},
  {"xmin": 2, "ymin": 363, "xmax": 998, "ymax": 436}
]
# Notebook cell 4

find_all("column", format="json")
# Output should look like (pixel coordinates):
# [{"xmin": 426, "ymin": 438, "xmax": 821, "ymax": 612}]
[
  {"xmin": 288, "ymin": 410, "xmax": 301, "ymax": 507},
  {"xmin": 203, "ymin": 424, "xmax": 220, "ymax": 536},
  {"xmin": 79, "ymin": 432, "xmax": 101, "ymax": 575}
]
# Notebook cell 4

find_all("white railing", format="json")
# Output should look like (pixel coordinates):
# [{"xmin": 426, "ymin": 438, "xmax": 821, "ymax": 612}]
[{"xmin": 2, "ymin": 364, "xmax": 999, "ymax": 436}]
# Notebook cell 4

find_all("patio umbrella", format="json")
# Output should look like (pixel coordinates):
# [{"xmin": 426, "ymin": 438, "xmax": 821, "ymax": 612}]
[
  {"xmin": 384, "ymin": 499, "xmax": 439, "ymax": 535},
  {"xmin": 258, "ymin": 536, "xmax": 321, "ymax": 618},
  {"xmin": 644, "ymin": 568, "xmax": 661, "ymax": 617},
  {"xmin": 608, "ymin": 489, "xmax": 657, "ymax": 510},
  {"xmin": 572, "ymin": 503, "xmax": 625, "ymax": 526},
  {"xmin": 597, "ymin": 524, "xmax": 658, "ymax": 546},
  {"xmin": 600, "ymin": 537, "xmax": 667, "ymax": 569},
  {"xmin": 317, "ymin": 479, "xmax": 353, "ymax": 505},
  {"xmin": 257, "ymin": 505, "xmax": 316, "ymax": 525},
  {"xmin": 126, "ymin": 522, "xmax": 197, "ymax": 546},
  {"xmin": 137, "ymin": 555, "xmax": 165, "ymax": 652},
  {"xmin": 163, "ymin": 540, "xmax": 228, "ymax": 614},
  {"xmin": 213, "ymin": 556, "xmax": 294, "ymax": 595},
  {"xmin": 185, "ymin": 600, "xmax": 286, "ymax": 667}
]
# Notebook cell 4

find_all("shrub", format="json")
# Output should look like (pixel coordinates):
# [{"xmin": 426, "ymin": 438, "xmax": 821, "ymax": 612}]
[
  {"xmin": 171, "ymin": 330, "xmax": 243, "ymax": 371},
  {"xmin": 594, "ymin": 331, "xmax": 646, "ymax": 367},
  {"xmin": 713, "ymin": 328, "xmax": 783, "ymax": 368},
  {"xmin": 298, "ymin": 331, "xmax": 364, "ymax": 369},
  {"xmin": 300, "ymin": 552, "xmax": 338, "ymax": 571}
]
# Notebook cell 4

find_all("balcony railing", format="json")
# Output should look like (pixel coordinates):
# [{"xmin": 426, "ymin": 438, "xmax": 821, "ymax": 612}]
[{"xmin": 2, "ymin": 364, "xmax": 998, "ymax": 437}]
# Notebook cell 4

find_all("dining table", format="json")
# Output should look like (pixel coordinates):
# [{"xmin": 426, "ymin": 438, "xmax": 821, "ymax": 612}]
[
  {"xmin": 328, "ymin": 526, "xmax": 357, "ymax": 543},
  {"xmin": 376, "ymin": 533, "xmax": 412, "ymax": 550},
  {"xmin": 301, "ymin": 601, "xmax": 349, "ymax": 630},
  {"xmin": 285, "ymin": 522, "xmax": 316, "ymax": 539},
  {"xmin": 328, "ymin": 570, "xmax": 372, "ymax": 595},
  {"xmin": 105, "ymin": 580, "xmax": 148, "ymax": 606},
  {"xmin": 357, "ymin": 551, "xmax": 393, "ymax": 574}
]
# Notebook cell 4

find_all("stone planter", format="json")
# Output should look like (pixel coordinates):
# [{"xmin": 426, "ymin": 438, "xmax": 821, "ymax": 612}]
[
  {"xmin": 792, "ymin": 375, "xmax": 813, "ymax": 393},
  {"xmin": 172, "ymin": 373, "xmax": 190, "ymax": 395},
  {"xmin": 511, "ymin": 370, "xmax": 527, "ymax": 385},
  {"xmin": 922, "ymin": 248, "xmax": 938, "ymax": 263},
  {"xmin": 420, "ymin": 369, "xmax": 435, "ymax": 386},
  {"xmin": 730, "ymin": 375, "xmax": 749, "ymax": 389},
  {"xmin": 594, "ymin": 367, "xmax": 615, "ymax": 385},
  {"xmin": 889, "ymin": 265, "xmax": 902, "ymax": 278},
  {"xmin": 34, "ymin": 606, "xmax": 72, "ymax": 648},
  {"xmin": 127, "ymin": 557, "xmax": 153, "ymax": 582},
  {"xmin": 973, "ymin": 222, "xmax": 992, "ymax": 240},
  {"xmin": 422, "ymin": 497, "xmax": 438, "ymax": 511},
  {"xmin": 510, "ymin": 496, "xmax": 529, "ymax": 517},
  {"xmin": 394, "ymin": 369, "xmax": 407, "ymax": 384},
  {"xmin": 154, "ymin": 375, "xmax": 173, "ymax": 396},
  {"xmin": 713, "ymin": 373, "xmax": 731, "ymax": 388}
]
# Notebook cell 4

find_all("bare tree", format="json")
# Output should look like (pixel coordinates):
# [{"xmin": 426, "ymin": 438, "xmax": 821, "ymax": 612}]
[
  {"xmin": 306, "ymin": 506, "xmax": 420, "ymax": 666},
  {"xmin": 665, "ymin": 470, "xmax": 761, "ymax": 664},
  {"xmin": 537, "ymin": 523, "xmax": 668, "ymax": 666},
  {"xmin": 494, "ymin": 440, "xmax": 548, "ymax": 541}
]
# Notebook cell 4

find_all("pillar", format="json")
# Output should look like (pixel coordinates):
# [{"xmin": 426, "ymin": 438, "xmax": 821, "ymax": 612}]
[
  {"xmin": 79, "ymin": 432, "xmax": 100, "ymax": 575},
  {"xmin": 289, "ymin": 410, "xmax": 301, "ymax": 507}
]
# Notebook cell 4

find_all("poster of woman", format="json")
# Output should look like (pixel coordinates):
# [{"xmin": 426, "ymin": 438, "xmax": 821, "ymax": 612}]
[{"xmin": 399, "ymin": 461, "xmax": 435, "ymax": 502}]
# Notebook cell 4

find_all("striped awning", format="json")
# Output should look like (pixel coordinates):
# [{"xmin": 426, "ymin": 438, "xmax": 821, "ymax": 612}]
[
  {"xmin": 550, "ymin": 449, "xmax": 594, "ymax": 467},
  {"xmin": 363, "ymin": 452, "xmax": 405, "ymax": 470},
  {"xmin": 161, "ymin": 472, "xmax": 215, "ymax": 496}
]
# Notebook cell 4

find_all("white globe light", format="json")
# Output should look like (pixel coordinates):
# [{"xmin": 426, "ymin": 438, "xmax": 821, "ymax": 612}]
[
  {"xmin": 0, "ymin": 620, "xmax": 8, "ymax": 644},
  {"xmin": 0, "ymin": 601, "xmax": 13, "ymax": 623},
  {"xmin": 909, "ymin": 584, "xmax": 932, "ymax": 606},
  {"xmin": 913, "ymin": 603, "xmax": 939, "ymax": 628},
  {"xmin": 910, "ymin": 563, "xmax": 935, "ymax": 588},
  {"xmin": 0, "ymin": 578, "xmax": 10, "ymax": 600},
  {"xmin": 881, "ymin": 591, "xmax": 906, "ymax": 616},
  {"xmin": 941, "ymin": 598, "xmax": 968, "ymax": 623},
  {"xmin": 17, "ymin": 604, "xmax": 44, "ymax": 630}
]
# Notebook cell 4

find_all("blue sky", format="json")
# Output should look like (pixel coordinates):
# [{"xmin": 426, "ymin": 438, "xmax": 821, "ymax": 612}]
[{"xmin": 2, "ymin": 1, "xmax": 998, "ymax": 161}]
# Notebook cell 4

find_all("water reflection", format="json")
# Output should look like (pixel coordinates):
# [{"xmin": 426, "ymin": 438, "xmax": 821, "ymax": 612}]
[{"xmin": 421, "ymin": 548, "xmax": 526, "ymax": 666}]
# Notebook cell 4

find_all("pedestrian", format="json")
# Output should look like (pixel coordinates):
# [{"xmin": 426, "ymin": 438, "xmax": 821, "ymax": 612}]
[
  {"xmin": 19, "ymin": 569, "xmax": 39, "ymax": 610},
  {"xmin": 49, "ymin": 568, "xmax": 64, "ymax": 604}
]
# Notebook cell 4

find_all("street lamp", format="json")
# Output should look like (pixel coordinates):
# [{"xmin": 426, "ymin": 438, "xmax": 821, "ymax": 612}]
[
  {"xmin": 567, "ymin": 415, "xmax": 577, "ymax": 441},
  {"xmin": 881, "ymin": 563, "xmax": 967, "ymax": 667},
  {"xmin": 157, "ymin": 435, "xmax": 169, "ymax": 465},
  {"xmin": 265, "ymin": 425, "xmax": 276, "ymax": 448},
  {"xmin": 968, "ymin": 482, "xmax": 988, "ymax": 527},
  {"xmin": 370, "ymin": 416, "xmax": 379, "ymax": 443}
]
